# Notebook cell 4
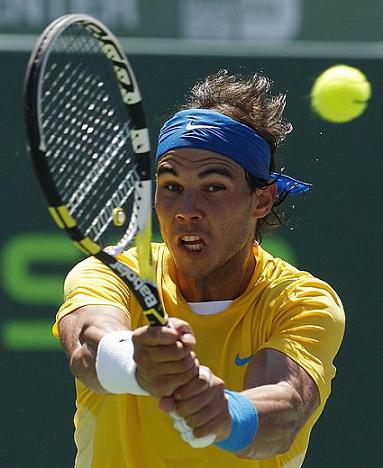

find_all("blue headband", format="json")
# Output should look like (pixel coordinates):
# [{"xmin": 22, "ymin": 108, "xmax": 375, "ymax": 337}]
[{"xmin": 156, "ymin": 109, "xmax": 312, "ymax": 195}]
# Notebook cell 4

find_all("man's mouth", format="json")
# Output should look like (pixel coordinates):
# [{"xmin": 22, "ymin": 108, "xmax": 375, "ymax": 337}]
[{"xmin": 180, "ymin": 235, "xmax": 204, "ymax": 252}]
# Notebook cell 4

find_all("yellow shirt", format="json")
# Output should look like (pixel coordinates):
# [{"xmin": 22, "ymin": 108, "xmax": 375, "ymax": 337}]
[{"xmin": 54, "ymin": 243, "xmax": 345, "ymax": 468}]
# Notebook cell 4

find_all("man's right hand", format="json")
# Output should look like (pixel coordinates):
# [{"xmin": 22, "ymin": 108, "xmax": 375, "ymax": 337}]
[{"xmin": 133, "ymin": 318, "xmax": 200, "ymax": 397}]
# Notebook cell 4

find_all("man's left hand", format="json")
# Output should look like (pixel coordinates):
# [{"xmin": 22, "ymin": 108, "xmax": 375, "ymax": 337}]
[{"xmin": 159, "ymin": 365, "xmax": 232, "ymax": 444}]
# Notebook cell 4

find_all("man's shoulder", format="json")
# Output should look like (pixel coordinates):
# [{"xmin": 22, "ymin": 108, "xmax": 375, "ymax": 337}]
[
  {"xmin": 66, "ymin": 242, "xmax": 167, "ymax": 278},
  {"xmin": 259, "ymin": 246, "xmax": 343, "ymax": 309},
  {"xmin": 258, "ymin": 246, "xmax": 311, "ymax": 284}
]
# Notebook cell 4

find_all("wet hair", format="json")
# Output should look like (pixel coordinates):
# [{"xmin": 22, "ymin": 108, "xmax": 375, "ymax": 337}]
[{"xmin": 181, "ymin": 69, "xmax": 293, "ymax": 243}]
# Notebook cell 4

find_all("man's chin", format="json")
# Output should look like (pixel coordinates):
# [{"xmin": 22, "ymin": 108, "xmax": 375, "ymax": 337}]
[{"xmin": 173, "ymin": 258, "xmax": 211, "ymax": 281}]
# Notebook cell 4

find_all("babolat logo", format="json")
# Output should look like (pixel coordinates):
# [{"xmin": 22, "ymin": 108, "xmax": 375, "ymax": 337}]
[{"xmin": 111, "ymin": 262, "xmax": 158, "ymax": 309}]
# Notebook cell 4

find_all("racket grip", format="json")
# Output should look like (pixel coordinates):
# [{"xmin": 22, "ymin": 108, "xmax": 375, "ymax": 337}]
[
  {"xmin": 181, "ymin": 431, "xmax": 217, "ymax": 448},
  {"xmin": 170, "ymin": 409, "xmax": 216, "ymax": 448}
]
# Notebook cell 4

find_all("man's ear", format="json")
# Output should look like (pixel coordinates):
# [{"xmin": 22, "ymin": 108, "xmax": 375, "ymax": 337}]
[{"xmin": 252, "ymin": 184, "xmax": 276, "ymax": 219}]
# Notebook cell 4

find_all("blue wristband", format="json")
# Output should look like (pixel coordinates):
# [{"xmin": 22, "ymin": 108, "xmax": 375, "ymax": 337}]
[{"xmin": 214, "ymin": 390, "xmax": 259, "ymax": 452}]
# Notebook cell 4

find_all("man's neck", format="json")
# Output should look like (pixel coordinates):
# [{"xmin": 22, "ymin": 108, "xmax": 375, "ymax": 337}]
[{"xmin": 176, "ymin": 248, "xmax": 256, "ymax": 302}]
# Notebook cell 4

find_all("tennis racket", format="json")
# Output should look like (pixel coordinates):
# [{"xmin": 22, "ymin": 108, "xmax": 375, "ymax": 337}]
[
  {"xmin": 24, "ymin": 14, "xmax": 166, "ymax": 327},
  {"xmin": 24, "ymin": 15, "xmax": 216, "ymax": 447}
]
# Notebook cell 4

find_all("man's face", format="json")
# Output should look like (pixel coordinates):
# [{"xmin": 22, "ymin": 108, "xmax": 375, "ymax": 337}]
[{"xmin": 155, "ymin": 148, "xmax": 274, "ymax": 282}]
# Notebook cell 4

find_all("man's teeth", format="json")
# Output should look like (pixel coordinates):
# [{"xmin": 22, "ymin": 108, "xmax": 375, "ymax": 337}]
[
  {"xmin": 181, "ymin": 236, "xmax": 203, "ymax": 251},
  {"xmin": 181, "ymin": 236, "xmax": 201, "ymax": 242},
  {"xmin": 185, "ymin": 244, "xmax": 202, "ymax": 251}
]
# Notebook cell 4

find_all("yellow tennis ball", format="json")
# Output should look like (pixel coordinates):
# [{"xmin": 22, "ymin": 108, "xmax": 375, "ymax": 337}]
[
  {"xmin": 311, "ymin": 65, "xmax": 371, "ymax": 123},
  {"xmin": 112, "ymin": 207, "xmax": 126, "ymax": 226}
]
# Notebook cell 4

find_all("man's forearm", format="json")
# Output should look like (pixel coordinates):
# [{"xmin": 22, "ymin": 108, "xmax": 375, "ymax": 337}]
[
  {"xmin": 237, "ymin": 382, "xmax": 305, "ymax": 459},
  {"xmin": 70, "ymin": 341, "xmax": 108, "ymax": 393}
]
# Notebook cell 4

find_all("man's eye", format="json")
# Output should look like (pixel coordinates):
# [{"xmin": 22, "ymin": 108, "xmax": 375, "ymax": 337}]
[
  {"xmin": 166, "ymin": 184, "xmax": 181, "ymax": 192},
  {"xmin": 207, "ymin": 185, "xmax": 225, "ymax": 192}
]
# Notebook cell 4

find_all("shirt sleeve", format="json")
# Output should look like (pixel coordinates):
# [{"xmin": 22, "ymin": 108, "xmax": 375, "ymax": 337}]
[
  {"xmin": 257, "ymin": 277, "xmax": 345, "ymax": 404},
  {"xmin": 52, "ymin": 256, "xmax": 132, "ymax": 338}
]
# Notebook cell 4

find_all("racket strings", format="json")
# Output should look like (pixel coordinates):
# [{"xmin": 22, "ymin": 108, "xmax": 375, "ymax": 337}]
[
  {"xmin": 85, "ymin": 165, "xmax": 140, "ymax": 242},
  {"xmin": 43, "ymin": 69, "xmax": 125, "ymax": 210},
  {"xmin": 42, "ymin": 63, "xmax": 84, "ymax": 121},
  {"xmin": 62, "ymin": 117, "xmax": 128, "ymax": 209},
  {"xmin": 44, "ymin": 64, "xmax": 113, "ymax": 179},
  {"xmin": 70, "ymin": 126, "xmax": 137, "ymax": 231},
  {"xmin": 43, "ymin": 69, "xmax": 98, "ymax": 181},
  {"xmin": 47, "ymin": 97, "xmax": 136, "ymax": 243},
  {"xmin": 40, "ymin": 23, "xmax": 139, "ymax": 247}
]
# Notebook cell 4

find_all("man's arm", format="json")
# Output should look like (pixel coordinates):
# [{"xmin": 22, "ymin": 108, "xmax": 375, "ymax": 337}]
[
  {"xmin": 58, "ymin": 309, "xmax": 199, "ymax": 396},
  {"xmin": 161, "ymin": 347, "xmax": 319, "ymax": 459},
  {"xmin": 238, "ymin": 348, "xmax": 319, "ymax": 458},
  {"xmin": 58, "ymin": 305, "xmax": 132, "ymax": 393}
]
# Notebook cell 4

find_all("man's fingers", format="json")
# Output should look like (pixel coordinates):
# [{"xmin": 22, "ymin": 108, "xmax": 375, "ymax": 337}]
[
  {"xmin": 174, "ymin": 366, "xmax": 212, "ymax": 400},
  {"xmin": 140, "ymin": 353, "xmax": 197, "ymax": 377},
  {"xmin": 169, "ymin": 410, "xmax": 216, "ymax": 448},
  {"xmin": 134, "ymin": 343, "xmax": 195, "ymax": 365},
  {"xmin": 173, "ymin": 390, "xmax": 230, "ymax": 441},
  {"xmin": 159, "ymin": 396, "xmax": 175, "ymax": 412},
  {"xmin": 132, "ymin": 324, "xmax": 179, "ymax": 346},
  {"xmin": 168, "ymin": 318, "xmax": 196, "ymax": 347},
  {"xmin": 132, "ymin": 319, "xmax": 196, "ymax": 351},
  {"xmin": 132, "ymin": 318, "xmax": 199, "ymax": 397},
  {"xmin": 185, "ymin": 392, "xmax": 227, "ymax": 432},
  {"xmin": 147, "ymin": 366, "xmax": 200, "ymax": 397},
  {"xmin": 175, "ymin": 380, "xmax": 223, "ymax": 418}
]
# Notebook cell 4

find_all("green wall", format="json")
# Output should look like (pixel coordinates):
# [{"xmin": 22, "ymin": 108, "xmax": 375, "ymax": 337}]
[
  {"xmin": 0, "ymin": 1, "xmax": 382, "ymax": 41},
  {"xmin": 0, "ymin": 47, "xmax": 381, "ymax": 467}
]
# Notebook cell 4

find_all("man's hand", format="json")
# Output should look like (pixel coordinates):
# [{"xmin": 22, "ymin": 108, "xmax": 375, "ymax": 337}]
[
  {"xmin": 133, "ymin": 318, "xmax": 199, "ymax": 397},
  {"xmin": 133, "ymin": 317, "xmax": 231, "ymax": 447},
  {"xmin": 159, "ymin": 365, "xmax": 232, "ymax": 443}
]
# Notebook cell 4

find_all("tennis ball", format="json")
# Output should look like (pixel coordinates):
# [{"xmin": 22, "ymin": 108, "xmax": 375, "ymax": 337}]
[
  {"xmin": 112, "ymin": 207, "xmax": 126, "ymax": 226},
  {"xmin": 311, "ymin": 65, "xmax": 371, "ymax": 123}
]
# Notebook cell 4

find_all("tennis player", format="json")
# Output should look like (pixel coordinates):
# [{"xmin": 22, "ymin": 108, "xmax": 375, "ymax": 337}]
[{"xmin": 55, "ymin": 70, "xmax": 345, "ymax": 467}]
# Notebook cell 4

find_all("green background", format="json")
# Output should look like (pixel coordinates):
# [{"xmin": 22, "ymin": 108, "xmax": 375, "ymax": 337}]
[
  {"xmin": 0, "ymin": 43, "xmax": 381, "ymax": 467},
  {"xmin": 0, "ymin": 0, "xmax": 382, "ymax": 41}
]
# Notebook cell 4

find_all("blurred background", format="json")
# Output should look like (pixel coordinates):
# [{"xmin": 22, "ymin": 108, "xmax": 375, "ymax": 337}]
[{"xmin": 0, "ymin": 1, "xmax": 381, "ymax": 467}]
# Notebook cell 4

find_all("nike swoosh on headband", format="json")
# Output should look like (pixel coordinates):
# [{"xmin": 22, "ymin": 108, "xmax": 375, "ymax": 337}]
[
  {"xmin": 185, "ymin": 121, "xmax": 219, "ymax": 131},
  {"xmin": 235, "ymin": 353, "xmax": 254, "ymax": 366}
]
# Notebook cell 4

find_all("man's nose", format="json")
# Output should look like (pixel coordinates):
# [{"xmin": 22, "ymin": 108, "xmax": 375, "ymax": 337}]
[{"xmin": 175, "ymin": 192, "xmax": 203, "ymax": 222}]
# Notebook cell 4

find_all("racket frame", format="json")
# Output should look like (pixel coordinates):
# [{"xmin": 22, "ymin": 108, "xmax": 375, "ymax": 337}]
[{"xmin": 24, "ymin": 14, "xmax": 166, "ymax": 326}]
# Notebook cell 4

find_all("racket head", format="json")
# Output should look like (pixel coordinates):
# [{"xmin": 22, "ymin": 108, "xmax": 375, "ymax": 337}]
[
  {"xmin": 24, "ymin": 14, "xmax": 165, "ymax": 324},
  {"xmin": 24, "ymin": 13, "xmax": 151, "ymax": 255}
]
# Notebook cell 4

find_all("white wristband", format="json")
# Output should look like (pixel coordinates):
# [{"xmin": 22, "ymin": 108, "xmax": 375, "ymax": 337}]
[{"xmin": 95, "ymin": 330, "xmax": 149, "ymax": 395}]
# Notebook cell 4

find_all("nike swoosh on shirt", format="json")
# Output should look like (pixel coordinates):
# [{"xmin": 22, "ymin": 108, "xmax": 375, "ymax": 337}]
[
  {"xmin": 185, "ymin": 121, "xmax": 218, "ymax": 131},
  {"xmin": 235, "ymin": 353, "xmax": 254, "ymax": 366}
]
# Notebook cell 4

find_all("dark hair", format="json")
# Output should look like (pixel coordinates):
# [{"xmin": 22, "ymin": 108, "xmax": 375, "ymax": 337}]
[{"xmin": 181, "ymin": 69, "xmax": 293, "ymax": 242}]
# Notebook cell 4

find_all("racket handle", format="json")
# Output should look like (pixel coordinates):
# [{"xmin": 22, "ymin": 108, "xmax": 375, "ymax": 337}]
[
  {"xmin": 181, "ymin": 431, "xmax": 217, "ymax": 448},
  {"xmin": 170, "ymin": 410, "xmax": 216, "ymax": 448}
]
